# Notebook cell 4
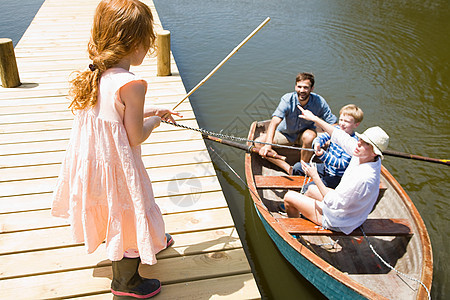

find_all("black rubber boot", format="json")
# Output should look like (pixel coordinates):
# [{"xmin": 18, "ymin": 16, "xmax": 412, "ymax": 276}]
[{"xmin": 111, "ymin": 257, "xmax": 161, "ymax": 299}]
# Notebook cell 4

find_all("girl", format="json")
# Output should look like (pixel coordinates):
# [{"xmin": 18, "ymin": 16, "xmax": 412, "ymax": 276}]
[{"xmin": 51, "ymin": 0, "xmax": 180, "ymax": 298}]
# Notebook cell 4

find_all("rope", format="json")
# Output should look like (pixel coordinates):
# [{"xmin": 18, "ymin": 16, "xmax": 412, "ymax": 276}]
[
  {"xmin": 360, "ymin": 226, "xmax": 431, "ymax": 300},
  {"xmin": 300, "ymin": 154, "xmax": 316, "ymax": 194},
  {"xmin": 161, "ymin": 120, "xmax": 315, "ymax": 152},
  {"xmin": 317, "ymin": 237, "xmax": 339, "ymax": 249}
]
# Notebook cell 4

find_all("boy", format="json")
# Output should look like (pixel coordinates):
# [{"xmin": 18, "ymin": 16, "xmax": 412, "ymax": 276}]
[{"xmin": 293, "ymin": 104, "xmax": 363, "ymax": 189}]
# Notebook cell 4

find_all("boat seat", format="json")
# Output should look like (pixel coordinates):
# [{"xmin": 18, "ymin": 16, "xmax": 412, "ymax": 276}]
[
  {"xmin": 254, "ymin": 175, "xmax": 311, "ymax": 189},
  {"xmin": 254, "ymin": 175, "xmax": 387, "ymax": 191},
  {"xmin": 254, "ymin": 175, "xmax": 388, "ymax": 204},
  {"xmin": 277, "ymin": 217, "xmax": 413, "ymax": 236}
]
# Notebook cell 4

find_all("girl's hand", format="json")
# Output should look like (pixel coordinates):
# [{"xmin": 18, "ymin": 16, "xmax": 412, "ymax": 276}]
[
  {"xmin": 145, "ymin": 106, "xmax": 183, "ymax": 123},
  {"xmin": 157, "ymin": 108, "xmax": 182, "ymax": 123}
]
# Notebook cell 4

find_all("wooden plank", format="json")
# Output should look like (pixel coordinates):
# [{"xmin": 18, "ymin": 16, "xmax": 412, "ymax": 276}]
[
  {"xmin": 0, "ymin": 136, "xmax": 204, "ymax": 158},
  {"xmin": 277, "ymin": 217, "xmax": 413, "ymax": 236},
  {"xmin": 0, "ymin": 174, "xmax": 222, "ymax": 202},
  {"xmin": 0, "ymin": 206, "xmax": 233, "ymax": 234},
  {"xmin": 254, "ymin": 175, "xmax": 388, "ymax": 191},
  {"xmin": 0, "ymin": 148, "xmax": 212, "ymax": 169},
  {"xmin": 78, "ymin": 274, "xmax": 260, "ymax": 300},
  {"xmin": 0, "ymin": 109, "xmax": 195, "ymax": 125},
  {"xmin": 0, "ymin": 189, "xmax": 226, "ymax": 215},
  {"xmin": 0, "ymin": 228, "xmax": 242, "ymax": 280},
  {"xmin": 154, "ymin": 274, "xmax": 260, "ymax": 300},
  {"xmin": 0, "ymin": 117, "xmax": 197, "ymax": 137},
  {"xmin": 0, "ymin": 97, "xmax": 193, "ymax": 114},
  {"xmin": 254, "ymin": 175, "xmax": 309, "ymax": 189},
  {"xmin": 0, "ymin": 222, "xmax": 236, "ymax": 255},
  {"xmin": 0, "ymin": 120, "xmax": 199, "ymax": 143},
  {"xmin": 0, "ymin": 157, "xmax": 214, "ymax": 182},
  {"xmin": 0, "ymin": 248, "xmax": 251, "ymax": 300},
  {"xmin": 0, "ymin": 93, "xmax": 191, "ymax": 107}
]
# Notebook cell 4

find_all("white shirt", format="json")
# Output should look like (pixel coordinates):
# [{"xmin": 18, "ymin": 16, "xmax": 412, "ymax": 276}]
[{"xmin": 321, "ymin": 129, "xmax": 381, "ymax": 234}]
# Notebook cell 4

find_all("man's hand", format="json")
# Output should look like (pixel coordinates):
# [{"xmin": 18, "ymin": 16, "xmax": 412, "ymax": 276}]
[{"xmin": 259, "ymin": 144, "xmax": 278, "ymax": 158}]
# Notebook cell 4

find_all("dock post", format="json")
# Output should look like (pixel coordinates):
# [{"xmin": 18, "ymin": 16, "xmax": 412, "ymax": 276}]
[
  {"xmin": 156, "ymin": 30, "xmax": 171, "ymax": 76},
  {"xmin": 0, "ymin": 38, "xmax": 21, "ymax": 88}
]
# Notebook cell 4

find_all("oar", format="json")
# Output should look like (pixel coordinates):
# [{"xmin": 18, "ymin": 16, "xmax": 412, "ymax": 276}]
[
  {"xmin": 383, "ymin": 149, "xmax": 450, "ymax": 166},
  {"xmin": 203, "ymin": 134, "xmax": 286, "ymax": 161},
  {"xmin": 172, "ymin": 17, "xmax": 271, "ymax": 110}
]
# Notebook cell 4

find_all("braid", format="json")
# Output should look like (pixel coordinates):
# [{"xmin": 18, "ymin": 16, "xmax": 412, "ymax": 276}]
[{"xmin": 68, "ymin": 68, "xmax": 101, "ymax": 111}]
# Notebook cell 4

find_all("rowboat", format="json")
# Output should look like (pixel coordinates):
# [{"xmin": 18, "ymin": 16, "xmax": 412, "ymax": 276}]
[{"xmin": 244, "ymin": 120, "xmax": 433, "ymax": 299}]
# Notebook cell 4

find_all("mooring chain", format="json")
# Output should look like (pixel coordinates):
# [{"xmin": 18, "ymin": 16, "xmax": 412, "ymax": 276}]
[
  {"xmin": 360, "ymin": 226, "xmax": 431, "ymax": 300},
  {"xmin": 161, "ymin": 120, "xmax": 314, "ymax": 152}
]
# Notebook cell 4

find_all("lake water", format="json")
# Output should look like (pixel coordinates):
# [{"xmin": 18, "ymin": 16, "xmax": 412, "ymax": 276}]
[
  {"xmin": 0, "ymin": 0, "xmax": 44, "ymax": 46},
  {"xmin": 3, "ymin": 0, "xmax": 448, "ymax": 298},
  {"xmin": 153, "ymin": 0, "xmax": 449, "ymax": 299}
]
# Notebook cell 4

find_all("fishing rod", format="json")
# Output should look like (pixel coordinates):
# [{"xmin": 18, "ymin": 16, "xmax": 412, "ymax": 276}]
[
  {"xmin": 172, "ymin": 17, "xmax": 271, "ymax": 110},
  {"xmin": 161, "ymin": 120, "xmax": 449, "ymax": 166},
  {"xmin": 382, "ymin": 149, "xmax": 450, "ymax": 166}
]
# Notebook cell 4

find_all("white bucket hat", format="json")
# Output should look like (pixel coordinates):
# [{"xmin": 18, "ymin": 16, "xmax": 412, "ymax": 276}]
[{"xmin": 355, "ymin": 126, "xmax": 389, "ymax": 159}]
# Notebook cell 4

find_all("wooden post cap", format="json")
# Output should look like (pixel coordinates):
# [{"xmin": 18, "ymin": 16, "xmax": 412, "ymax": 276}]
[
  {"xmin": 156, "ymin": 30, "xmax": 171, "ymax": 76},
  {"xmin": 0, "ymin": 38, "xmax": 21, "ymax": 88}
]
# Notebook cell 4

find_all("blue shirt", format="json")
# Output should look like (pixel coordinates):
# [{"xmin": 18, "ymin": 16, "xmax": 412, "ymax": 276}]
[
  {"xmin": 272, "ymin": 92, "xmax": 337, "ymax": 142},
  {"xmin": 313, "ymin": 127, "xmax": 357, "ymax": 177}
]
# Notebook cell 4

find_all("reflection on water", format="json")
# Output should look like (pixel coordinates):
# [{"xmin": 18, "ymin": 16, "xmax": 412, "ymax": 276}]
[{"xmin": 154, "ymin": 0, "xmax": 450, "ymax": 298}]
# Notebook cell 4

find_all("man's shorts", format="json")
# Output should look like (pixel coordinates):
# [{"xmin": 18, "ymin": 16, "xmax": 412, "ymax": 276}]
[{"xmin": 273, "ymin": 129, "xmax": 314, "ymax": 146}]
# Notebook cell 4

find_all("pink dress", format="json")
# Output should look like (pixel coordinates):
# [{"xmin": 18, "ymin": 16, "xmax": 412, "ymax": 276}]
[{"xmin": 52, "ymin": 68, "xmax": 166, "ymax": 265}]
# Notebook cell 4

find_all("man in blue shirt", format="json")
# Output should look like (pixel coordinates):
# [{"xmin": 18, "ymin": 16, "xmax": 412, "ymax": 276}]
[{"xmin": 258, "ymin": 73, "xmax": 337, "ymax": 174}]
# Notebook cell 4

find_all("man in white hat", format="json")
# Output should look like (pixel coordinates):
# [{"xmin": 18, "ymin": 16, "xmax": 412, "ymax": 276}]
[{"xmin": 283, "ymin": 105, "xmax": 389, "ymax": 234}]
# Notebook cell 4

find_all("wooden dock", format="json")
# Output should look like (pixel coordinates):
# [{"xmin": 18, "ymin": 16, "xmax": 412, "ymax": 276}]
[{"xmin": 0, "ymin": 0, "xmax": 260, "ymax": 299}]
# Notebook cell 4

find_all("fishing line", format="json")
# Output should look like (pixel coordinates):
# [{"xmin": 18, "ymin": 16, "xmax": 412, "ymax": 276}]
[{"xmin": 207, "ymin": 145, "xmax": 275, "ymax": 217}]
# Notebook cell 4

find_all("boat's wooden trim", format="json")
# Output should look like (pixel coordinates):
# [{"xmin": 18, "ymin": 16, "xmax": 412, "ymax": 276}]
[
  {"xmin": 277, "ymin": 217, "xmax": 412, "ymax": 236},
  {"xmin": 380, "ymin": 166, "xmax": 433, "ymax": 299}
]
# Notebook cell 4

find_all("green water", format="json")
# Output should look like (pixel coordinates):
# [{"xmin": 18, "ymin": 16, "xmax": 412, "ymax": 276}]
[{"xmin": 154, "ymin": 0, "xmax": 449, "ymax": 298}]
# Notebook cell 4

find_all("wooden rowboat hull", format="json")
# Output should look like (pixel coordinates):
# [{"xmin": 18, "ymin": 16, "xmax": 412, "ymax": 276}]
[{"xmin": 245, "ymin": 121, "xmax": 433, "ymax": 299}]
